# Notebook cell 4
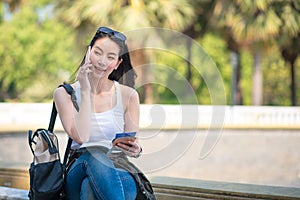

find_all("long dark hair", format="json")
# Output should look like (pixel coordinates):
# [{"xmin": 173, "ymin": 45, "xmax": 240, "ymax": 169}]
[{"xmin": 75, "ymin": 29, "xmax": 136, "ymax": 88}]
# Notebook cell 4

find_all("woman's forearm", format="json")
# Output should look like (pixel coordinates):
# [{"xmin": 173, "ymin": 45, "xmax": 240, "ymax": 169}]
[{"xmin": 72, "ymin": 90, "xmax": 91, "ymax": 143}]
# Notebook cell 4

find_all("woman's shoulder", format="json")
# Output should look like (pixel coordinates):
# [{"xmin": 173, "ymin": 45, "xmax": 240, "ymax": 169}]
[
  {"xmin": 53, "ymin": 82, "xmax": 78, "ymax": 99},
  {"xmin": 119, "ymin": 83, "xmax": 139, "ymax": 101}
]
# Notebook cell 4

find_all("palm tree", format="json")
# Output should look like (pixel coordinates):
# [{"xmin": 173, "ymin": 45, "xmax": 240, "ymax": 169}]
[
  {"xmin": 274, "ymin": 0, "xmax": 300, "ymax": 105},
  {"xmin": 54, "ymin": 0, "xmax": 195, "ymax": 103},
  {"xmin": 210, "ymin": 1, "xmax": 246, "ymax": 105},
  {"xmin": 182, "ymin": 0, "xmax": 217, "ymax": 91},
  {"xmin": 212, "ymin": 0, "xmax": 282, "ymax": 105},
  {"xmin": 281, "ymin": 34, "xmax": 300, "ymax": 106}
]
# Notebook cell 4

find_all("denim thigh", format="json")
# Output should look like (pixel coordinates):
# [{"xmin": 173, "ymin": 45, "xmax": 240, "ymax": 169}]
[{"xmin": 65, "ymin": 147, "xmax": 137, "ymax": 200}]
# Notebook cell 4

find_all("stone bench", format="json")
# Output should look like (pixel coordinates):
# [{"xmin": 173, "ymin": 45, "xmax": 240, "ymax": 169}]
[
  {"xmin": 0, "ymin": 186, "xmax": 28, "ymax": 200},
  {"xmin": 0, "ymin": 164, "xmax": 29, "ymax": 190},
  {"xmin": 0, "ymin": 164, "xmax": 29, "ymax": 200},
  {"xmin": 151, "ymin": 176, "xmax": 300, "ymax": 200},
  {"xmin": 1, "ymin": 176, "xmax": 300, "ymax": 199}
]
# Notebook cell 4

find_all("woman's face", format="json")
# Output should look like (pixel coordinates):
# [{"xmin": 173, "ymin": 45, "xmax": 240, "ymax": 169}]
[{"xmin": 89, "ymin": 37, "xmax": 122, "ymax": 78}]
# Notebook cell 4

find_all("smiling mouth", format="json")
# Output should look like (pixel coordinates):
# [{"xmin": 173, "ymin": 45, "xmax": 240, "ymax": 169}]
[{"xmin": 94, "ymin": 66, "xmax": 106, "ymax": 71}]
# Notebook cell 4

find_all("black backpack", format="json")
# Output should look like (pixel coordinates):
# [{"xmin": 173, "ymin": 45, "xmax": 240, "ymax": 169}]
[{"xmin": 28, "ymin": 83, "xmax": 78, "ymax": 200}]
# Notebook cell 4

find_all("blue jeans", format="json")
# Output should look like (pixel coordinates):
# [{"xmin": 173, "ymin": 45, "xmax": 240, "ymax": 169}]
[{"xmin": 65, "ymin": 147, "xmax": 137, "ymax": 200}]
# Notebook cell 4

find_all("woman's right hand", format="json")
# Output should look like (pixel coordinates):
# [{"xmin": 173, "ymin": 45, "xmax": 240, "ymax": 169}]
[{"xmin": 77, "ymin": 46, "xmax": 92, "ymax": 91}]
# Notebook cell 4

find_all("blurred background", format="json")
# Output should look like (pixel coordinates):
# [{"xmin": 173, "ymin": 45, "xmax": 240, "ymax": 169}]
[
  {"xmin": 0, "ymin": 0, "xmax": 299, "ymax": 105},
  {"xmin": 0, "ymin": 0, "xmax": 300, "ymax": 192}
]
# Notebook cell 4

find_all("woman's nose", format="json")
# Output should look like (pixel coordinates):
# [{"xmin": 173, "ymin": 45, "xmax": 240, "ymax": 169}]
[{"xmin": 98, "ymin": 56, "xmax": 106, "ymax": 66}]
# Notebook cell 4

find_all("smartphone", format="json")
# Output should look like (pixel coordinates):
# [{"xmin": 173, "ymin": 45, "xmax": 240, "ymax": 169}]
[
  {"xmin": 85, "ymin": 46, "xmax": 91, "ymax": 64},
  {"xmin": 115, "ymin": 132, "xmax": 136, "ymax": 139},
  {"xmin": 112, "ymin": 132, "xmax": 136, "ymax": 146}
]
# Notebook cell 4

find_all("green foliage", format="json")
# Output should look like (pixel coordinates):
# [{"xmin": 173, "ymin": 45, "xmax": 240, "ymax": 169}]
[
  {"xmin": 199, "ymin": 33, "xmax": 231, "ymax": 104},
  {"xmin": 0, "ymin": 1, "xmax": 76, "ymax": 102},
  {"xmin": 0, "ymin": 0, "xmax": 299, "ymax": 105},
  {"xmin": 263, "ymin": 47, "xmax": 292, "ymax": 106},
  {"xmin": 147, "ymin": 50, "xmax": 188, "ymax": 104},
  {"xmin": 240, "ymin": 51, "xmax": 253, "ymax": 105},
  {"xmin": 0, "ymin": 3, "xmax": 3, "ymax": 23},
  {"xmin": 140, "ymin": 33, "xmax": 231, "ymax": 105}
]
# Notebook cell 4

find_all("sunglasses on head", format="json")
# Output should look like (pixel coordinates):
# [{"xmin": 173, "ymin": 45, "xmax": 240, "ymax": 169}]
[{"xmin": 96, "ymin": 27, "xmax": 127, "ymax": 42}]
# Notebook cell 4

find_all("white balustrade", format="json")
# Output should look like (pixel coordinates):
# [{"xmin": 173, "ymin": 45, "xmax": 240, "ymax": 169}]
[{"xmin": 0, "ymin": 103, "xmax": 300, "ymax": 132}]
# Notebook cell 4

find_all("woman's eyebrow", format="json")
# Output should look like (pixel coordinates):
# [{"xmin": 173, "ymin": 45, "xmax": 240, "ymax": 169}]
[
  {"xmin": 108, "ymin": 52, "xmax": 118, "ymax": 57},
  {"xmin": 95, "ymin": 46, "xmax": 118, "ymax": 56},
  {"xmin": 94, "ymin": 46, "xmax": 103, "ymax": 51}
]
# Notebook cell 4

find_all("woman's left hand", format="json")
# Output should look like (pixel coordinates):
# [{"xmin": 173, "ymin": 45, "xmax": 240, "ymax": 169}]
[{"xmin": 116, "ymin": 141, "xmax": 142, "ymax": 158}]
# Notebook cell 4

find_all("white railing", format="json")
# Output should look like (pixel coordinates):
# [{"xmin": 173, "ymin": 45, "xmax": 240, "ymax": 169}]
[
  {"xmin": 140, "ymin": 105, "xmax": 300, "ymax": 129},
  {"xmin": 0, "ymin": 103, "xmax": 300, "ymax": 132}
]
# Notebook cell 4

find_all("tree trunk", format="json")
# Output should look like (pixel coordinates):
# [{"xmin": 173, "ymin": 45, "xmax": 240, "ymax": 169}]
[
  {"xmin": 290, "ymin": 60, "xmax": 296, "ymax": 106},
  {"xmin": 130, "ymin": 49, "xmax": 153, "ymax": 104},
  {"xmin": 230, "ymin": 51, "xmax": 243, "ymax": 105},
  {"xmin": 186, "ymin": 38, "xmax": 192, "ymax": 84},
  {"xmin": 252, "ymin": 52, "xmax": 262, "ymax": 105},
  {"xmin": 281, "ymin": 47, "xmax": 298, "ymax": 106}
]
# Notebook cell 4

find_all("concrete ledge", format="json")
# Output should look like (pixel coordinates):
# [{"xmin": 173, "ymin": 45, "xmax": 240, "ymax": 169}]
[
  {"xmin": 1, "ymin": 176, "xmax": 300, "ymax": 200},
  {"xmin": 1, "ymin": 103, "xmax": 300, "ymax": 132},
  {"xmin": 0, "ymin": 186, "xmax": 28, "ymax": 200},
  {"xmin": 0, "ymin": 163, "xmax": 29, "ymax": 190},
  {"xmin": 151, "ymin": 176, "xmax": 300, "ymax": 200}
]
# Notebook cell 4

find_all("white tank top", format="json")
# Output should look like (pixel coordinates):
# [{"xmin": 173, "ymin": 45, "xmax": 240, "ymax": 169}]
[{"xmin": 71, "ymin": 81, "xmax": 124, "ymax": 149}]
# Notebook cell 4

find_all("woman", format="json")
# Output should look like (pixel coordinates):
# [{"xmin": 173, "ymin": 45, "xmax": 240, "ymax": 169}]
[{"xmin": 54, "ymin": 27, "xmax": 143, "ymax": 200}]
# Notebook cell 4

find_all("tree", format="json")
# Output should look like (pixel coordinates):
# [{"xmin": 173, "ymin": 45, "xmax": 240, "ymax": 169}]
[
  {"xmin": 0, "ymin": 0, "xmax": 76, "ymax": 101},
  {"xmin": 281, "ymin": 34, "xmax": 300, "ymax": 106},
  {"xmin": 274, "ymin": 0, "xmax": 300, "ymax": 105},
  {"xmin": 212, "ymin": 0, "xmax": 284, "ymax": 105},
  {"xmin": 182, "ymin": 0, "xmax": 217, "ymax": 91}
]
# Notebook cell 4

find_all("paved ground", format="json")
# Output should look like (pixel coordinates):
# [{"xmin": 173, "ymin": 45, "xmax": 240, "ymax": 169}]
[{"xmin": 0, "ymin": 129, "xmax": 299, "ymax": 188}]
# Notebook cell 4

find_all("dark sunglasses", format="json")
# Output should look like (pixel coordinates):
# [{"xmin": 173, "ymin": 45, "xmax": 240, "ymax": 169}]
[{"xmin": 96, "ymin": 27, "xmax": 127, "ymax": 42}]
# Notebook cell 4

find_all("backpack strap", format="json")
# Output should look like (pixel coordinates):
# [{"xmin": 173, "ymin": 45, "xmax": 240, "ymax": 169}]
[
  {"xmin": 48, "ymin": 101, "xmax": 58, "ymax": 133},
  {"xmin": 46, "ymin": 82, "xmax": 78, "ymax": 165},
  {"xmin": 47, "ymin": 82, "xmax": 79, "ymax": 132},
  {"xmin": 28, "ymin": 83, "xmax": 78, "ymax": 163},
  {"xmin": 58, "ymin": 82, "xmax": 79, "ymax": 165},
  {"xmin": 60, "ymin": 82, "xmax": 79, "ymax": 112}
]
